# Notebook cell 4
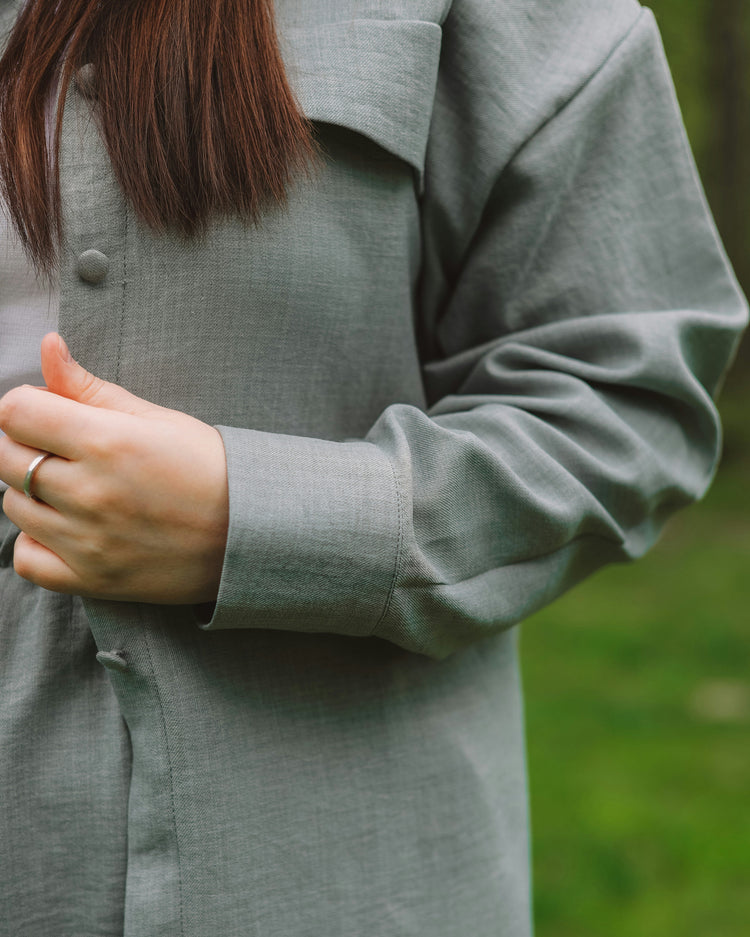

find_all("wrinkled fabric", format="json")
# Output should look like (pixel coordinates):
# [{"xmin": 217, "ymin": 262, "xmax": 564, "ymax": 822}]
[
  {"xmin": 0, "ymin": 500, "xmax": 131, "ymax": 935},
  {"xmin": 1, "ymin": 1, "xmax": 747, "ymax": 935}
]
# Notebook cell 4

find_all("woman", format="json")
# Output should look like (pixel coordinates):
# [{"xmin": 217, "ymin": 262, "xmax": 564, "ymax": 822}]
[{"xmin": 0, "ymin": 0, "xmax": 745, "ymax": 934}]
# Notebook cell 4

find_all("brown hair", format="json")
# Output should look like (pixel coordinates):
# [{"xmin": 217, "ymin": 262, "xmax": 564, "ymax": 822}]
[{"xmin": 0, "ymin": 0, "xmax": 314, "ymax": 274}]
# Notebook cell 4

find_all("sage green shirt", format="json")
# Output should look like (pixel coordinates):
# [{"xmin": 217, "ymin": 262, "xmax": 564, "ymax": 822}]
[{"xmin": 1, "ymin": 1, "xmax": 746, "ymax": 935}]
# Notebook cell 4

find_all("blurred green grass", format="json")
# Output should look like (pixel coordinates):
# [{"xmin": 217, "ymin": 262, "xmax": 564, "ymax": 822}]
[
  {"xmin": 521, "ymin": 385, "xmax": 750, "ymax": 937},
  {"xmin": 522, "ymin": 4, "xmax": 750, "ymax": 931}
]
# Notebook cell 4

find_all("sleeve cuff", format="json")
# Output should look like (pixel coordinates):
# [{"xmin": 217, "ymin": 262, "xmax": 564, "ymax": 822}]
[{"xmin": 197, "ymin": 425, "xmax": 403, "ymax": 636}]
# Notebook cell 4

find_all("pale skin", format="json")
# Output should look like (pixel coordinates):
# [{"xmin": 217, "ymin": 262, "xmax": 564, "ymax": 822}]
[{"xmin": 0, "ymin": 332, "xmax": 229, "ymax": 604}]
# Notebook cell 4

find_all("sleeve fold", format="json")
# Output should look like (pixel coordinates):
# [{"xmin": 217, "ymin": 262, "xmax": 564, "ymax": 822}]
[{"xmin": 201, "ymin": 7, "xmax": 748, "ymax": 658}]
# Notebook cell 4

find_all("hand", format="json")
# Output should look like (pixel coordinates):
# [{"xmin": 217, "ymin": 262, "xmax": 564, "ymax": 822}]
[{"xmin": 0, "ymin": 333, "xmax": 229, "ymax": 604}]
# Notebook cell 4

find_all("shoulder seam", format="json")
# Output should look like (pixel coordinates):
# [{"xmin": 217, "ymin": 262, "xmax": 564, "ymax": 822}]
[{"xmin": 503, "ymin": 7, "xmax": 650, "ymax": 171}]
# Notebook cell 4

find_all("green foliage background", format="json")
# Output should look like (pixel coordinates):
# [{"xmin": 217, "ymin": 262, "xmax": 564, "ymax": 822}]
[{"xmin": 521, "ymin": 3, "xmax": 750, "ymax": 935}]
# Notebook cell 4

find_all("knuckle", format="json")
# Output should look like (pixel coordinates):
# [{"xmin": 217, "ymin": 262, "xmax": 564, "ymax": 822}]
[
  {"xmin": 1, "ymin": 494, "xmax": 18, "ymax": 526},
  {"xmin": 70, "ymin": 468, "xmax": 116, "ymax": 518},
  {"xmin": 84, "ymin": 484, "xmax": 117, "ymax": 518},
  {"xmin": 85, "ymin": 420, "xmax": 122, "ymax": 463},
  {"xmin": 77, "ymin": 555, "xmax": 120, "ymax": 596},
  {"xmin": 86, "ymin": 433, "xmax": 113, "ymax": 464},
  {"xmin": 73, "ymin": 532, "xmax": 121, "ymax": 581},
  {"xmin": 12, "ymin": 533, "xmax": 74, "ymax": 595},
  {"xmin": 2, "ymin": 487, "xmax": 29, "ymax": 528},
  {"xmin": 78, "ymin": 371, "xmax": 108, "ymax": 407},
  {"xmin": 77, "ymin": 533, "xmax": 106, "ymax": 566},
  {"xmin": 13, "ymin": 541, "xmax": 36, "ymax": 583},
  {"xmin": 0, "ymin": 386, "xmax": 27, "ymax": 430}
]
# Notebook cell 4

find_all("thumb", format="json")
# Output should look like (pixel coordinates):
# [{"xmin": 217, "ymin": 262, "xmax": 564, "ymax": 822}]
[{"xmin": 41, "ymin": 333, "xmax": 158, "ymax": 415}]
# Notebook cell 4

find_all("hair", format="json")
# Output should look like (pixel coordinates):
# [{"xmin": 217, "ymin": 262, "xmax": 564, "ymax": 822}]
[{"xmin": 0, "ymin": 0, "xmax": 315, "ymax": 275}]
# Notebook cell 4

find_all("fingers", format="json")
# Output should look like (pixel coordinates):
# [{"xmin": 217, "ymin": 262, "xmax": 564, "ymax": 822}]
[
  {"xmin": 41, "ymin": 332, "xmax": 157, "ymax": 415},
  {"xmin": 12, "ymin": 531, "xmax": 84, "ymax": 595},
  {"xmin": 0, "ymin": 434, "xmax": 71, "ymax": 508},
  {"xmin": 0, "ymin": 384, "xmax": 103, "ymax": 459},
  {"xmin": 2, "ymin": 484, "xmax": 66, "ymax": 536},
  {"xmin": 1, "ymin": 487, "xmax": 74, "ymax": 591}
]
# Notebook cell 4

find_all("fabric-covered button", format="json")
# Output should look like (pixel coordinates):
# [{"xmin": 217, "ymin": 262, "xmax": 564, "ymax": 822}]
[
  {"xmin": 96, "ymin": 650, "xmax": 129, "ymax": 674},
  {"xmin": 77, "ymin": 249, "xmax": 109, "ymax": 284},
  {"xmin": 74, "ymin": 63, "xmax": 97, "ymax": 99}
]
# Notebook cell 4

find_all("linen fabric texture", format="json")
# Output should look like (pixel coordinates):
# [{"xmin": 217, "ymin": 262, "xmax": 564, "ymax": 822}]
[{"xmin": 1, "ymin": 0, "xmax": 747, "ymax": 935}]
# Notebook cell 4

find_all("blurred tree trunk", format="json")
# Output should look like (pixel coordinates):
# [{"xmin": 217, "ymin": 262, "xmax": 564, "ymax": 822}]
[{"xmin": 705, "ymin": 0, "xmax": 750, "ymax": 377}]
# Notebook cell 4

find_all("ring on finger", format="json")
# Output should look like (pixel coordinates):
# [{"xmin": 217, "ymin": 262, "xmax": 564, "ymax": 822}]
[{"xmin": 24, "ymin": 451, "xmax": 54, "ymax": 502}]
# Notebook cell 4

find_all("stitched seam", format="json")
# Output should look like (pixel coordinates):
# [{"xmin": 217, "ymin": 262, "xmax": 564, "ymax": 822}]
[
  {"xmin": 499, "ymin": 8, "xmax": 648, "ymax": 177},
  {"xmin": 434, "ymin": 9, "xmax": 649, "ymax": 356},
  {"xmin": 372, "ymin": 453, "xmax": 404, "ymax": 635},
  {"xmin": 141, "ymin": 623, "xmax": 185, "ymax": 937}
]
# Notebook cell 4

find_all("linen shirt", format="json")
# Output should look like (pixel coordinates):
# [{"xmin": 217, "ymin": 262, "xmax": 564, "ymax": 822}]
[
  {"xmin": 1, "ymin": 1, "xmax": 747, "ymax": 935},
  {"xmin": 0, "ymin": 212, "xmax": 58, "ymax": 406}
]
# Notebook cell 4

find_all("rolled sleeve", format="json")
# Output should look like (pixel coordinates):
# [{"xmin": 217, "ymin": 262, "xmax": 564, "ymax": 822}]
[
  {"xmin": 199, "ymin": 5, "xmax": 747, "ymax": 658},
  {"xmin": 200, "ymin": 427, "xmax": 403, "ymax": 635}
]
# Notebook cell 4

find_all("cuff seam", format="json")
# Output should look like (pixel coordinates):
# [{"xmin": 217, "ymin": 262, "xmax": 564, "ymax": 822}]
[{"xmin": 372, "ymin": 451, "xmax": 405, "ymax": 636}]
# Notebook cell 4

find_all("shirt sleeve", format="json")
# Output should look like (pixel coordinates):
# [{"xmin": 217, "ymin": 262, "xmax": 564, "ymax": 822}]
[{"xmin": 200, "ymin": 4, "xmax": 748, "ymax": 658}]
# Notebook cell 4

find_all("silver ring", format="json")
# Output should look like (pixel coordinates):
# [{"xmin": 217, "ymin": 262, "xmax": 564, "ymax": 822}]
[{"xmin": 23, "ymin": 452, "xmax": 53, "ymax": 501}]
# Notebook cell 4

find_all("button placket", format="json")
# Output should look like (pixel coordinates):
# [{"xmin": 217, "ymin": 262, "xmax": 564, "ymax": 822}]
[{"xmin": 59, "ymin": 65, "xmax": 127, "ymax": 385}]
